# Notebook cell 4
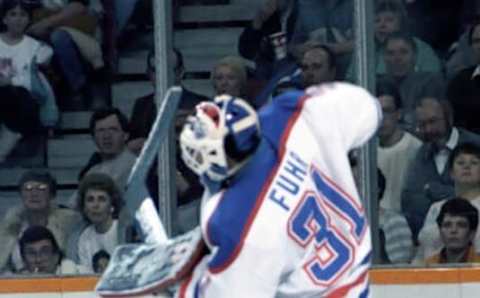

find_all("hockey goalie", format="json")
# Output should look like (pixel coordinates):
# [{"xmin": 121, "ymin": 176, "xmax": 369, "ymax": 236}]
[{"xmin": 96, "ymin": 82, "xmax": 381, "ymax": 298}]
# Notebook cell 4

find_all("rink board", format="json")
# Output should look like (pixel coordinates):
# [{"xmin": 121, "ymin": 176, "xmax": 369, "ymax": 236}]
[{"xmin": 1, "ymin": 268, "xmax": 480, "ymax": 297}]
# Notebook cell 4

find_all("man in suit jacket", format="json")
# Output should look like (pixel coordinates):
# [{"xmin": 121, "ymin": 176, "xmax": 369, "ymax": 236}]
[{"xmin": 402, "ymin": 96, "xmax": 480, "ymax": 239}]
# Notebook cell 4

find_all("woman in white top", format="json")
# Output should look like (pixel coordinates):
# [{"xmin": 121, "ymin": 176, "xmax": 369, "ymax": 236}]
[
  {"xmin": 0, "ymin": 0, "xmax": 56, "ymax": 161},
  {"xmin": 416, "ymin": 142, "xmax": 480, "ymax": 264},
  {"xmin": 68, "ymin": 172, "xmax": 133, "ymax": 272}
]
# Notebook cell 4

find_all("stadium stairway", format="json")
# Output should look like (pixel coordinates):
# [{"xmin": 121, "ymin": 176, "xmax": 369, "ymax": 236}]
[{"xmin": 0, "ymin": 0, "xmax": 259, "ymax": 219}]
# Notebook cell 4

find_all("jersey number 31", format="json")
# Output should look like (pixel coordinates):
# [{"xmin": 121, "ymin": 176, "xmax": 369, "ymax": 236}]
[{"xmin": 287, "ymin": 167, "xmax": 366, "ymax": 286}]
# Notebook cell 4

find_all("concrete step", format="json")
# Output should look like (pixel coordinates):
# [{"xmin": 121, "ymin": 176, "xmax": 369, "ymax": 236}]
[
  {"xmin": 59, "ymin": 111, "xmax": 93, "ymax": 131},
  {"xmin": 0, "ymin": 167, "xmax": 81, "ymax": 188},
  {"xmin": 117, "ymin": 27, "xmax": 243, "ymax": 75},
  {"xmin": 178, "ymin": 4, "xmax": 255, "ymax": 23},
  {"xmin": 112, "ymin": 81, "xmax": 153, "ymax": 118},
  {"xmin": 47, "ymin": 136, "xmax": 95, "ymax": 168}
]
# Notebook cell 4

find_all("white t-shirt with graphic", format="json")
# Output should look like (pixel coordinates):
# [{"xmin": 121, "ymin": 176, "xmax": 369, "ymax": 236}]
[
  {"xmin": 0, "ymin": 35, "xmax": 52, "ymax": 91},
  {"xmin": 78, "ymin": 220, "xmax": 118, "ymax": 271}
]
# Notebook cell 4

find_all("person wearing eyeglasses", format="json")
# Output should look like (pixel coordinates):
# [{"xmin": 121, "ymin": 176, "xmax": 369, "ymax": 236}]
[
  {"xmin": 18, "ymin": 225, "xmax": 89, "ymax": 275},
  {"xmin": 0, "ymin": 170, "xmax": 81, "ymax": 274}
]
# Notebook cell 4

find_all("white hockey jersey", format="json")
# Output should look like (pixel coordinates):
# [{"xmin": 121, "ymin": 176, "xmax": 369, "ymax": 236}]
[{"xmin": 176, "ymin": 83, "xmax": 382, "ymax": 298}]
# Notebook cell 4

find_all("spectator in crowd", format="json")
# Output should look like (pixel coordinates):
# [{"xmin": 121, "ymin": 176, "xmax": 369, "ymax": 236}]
[
  {"xmin": 66, "ymin": 173, "xmax": 133, "ymax": 272},
  {"xmin": 401, "ymin": 97, "xmax": 480, "ymax": 239},
  {"xmin": 78, "ymin": 108, "xmax": 137, "ymax": 195},
  {"xmin": 379, "ymin": 32, "xmax": 446, "ymax": 129},
  {"xmin": 0, "ymin": 170, "xmax": 81, "ymax": 273},
  {"xmin": 237, "ymin": 0, "xmax": 283, "ymax": 81},
  {"xmin": 416, "ymin": 142, "xmax": 480, "ymax": 263},
  {"xmin": 404, "ymin": 0, "xmax": 478, "ymax": 56},
  {"xmin": 27, "ymin": 0, "xmax": 105, "ymax": 110},
  {"xmin": 128, "ymin": 47, "xmax": 206, "ymax": 207},
  {"xmin": 288, "ymin": 0, "xmax": 354, "ymax": 77},
  {"xmin": 425, "ymin": 198, "xmax": 480, "ymax": 265},
  {"xmin": 92, "ymin": 249, "xmax": 110, "ymax": 274},
  {"xmin": 298, "ymin": 41, "xmax": 337, "ymax": 89},
  {"xmin": 447, "ymin": 21, "xmax": 480, "ymax": 134},
  {"xmin": 376, "ymin": 78, "xmax": 422, "ymax": 212},
  {"xmin": 346, "ymin": 0, "xmax": 441, "ymax": 81},
  {"xmin": 374, "ymin": 0, "xmax": 441, "ymax": 74},
  {"xmin": 254, "ymin": 40, "xmax": 337, "ymax": 106},
  {"xmin": 377, "ymin": 169, "xmax": 414, "ymax": 264},
  {"xmin": 445, "ymin": 17, "xmax": 480, "ymax": 79},
  {"xmin": 18, "ymin": 225, "xmax": 89, "ymax": 275},
  {"xmin": 128, "ymin": 47, "xmax": 208, "ymax": 155},
  {"xmin": 0, "ymin": 0, "xmax": 57, "ymax": 162},
  {"xmin": 211, "ymin": 56, "xmax": 249, "ymax": 100}
]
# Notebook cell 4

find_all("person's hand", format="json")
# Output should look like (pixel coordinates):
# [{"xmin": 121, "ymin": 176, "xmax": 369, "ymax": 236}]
[
  {"xmin": 27, "ymin": 20, "xmax": 52, "ymax": 39},
  {"xmin": 253, "ymin": 0, "xmax": 278, "ymax": 30}
]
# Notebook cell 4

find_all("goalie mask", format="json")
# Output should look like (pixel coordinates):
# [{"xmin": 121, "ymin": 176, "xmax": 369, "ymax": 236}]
[{"xmin": 180, "ymin": 95, "xmax": 260, "ymax": 182}]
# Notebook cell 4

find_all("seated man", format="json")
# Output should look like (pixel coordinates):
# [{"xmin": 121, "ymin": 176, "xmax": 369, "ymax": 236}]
[
  {"xmin": 401, "ymin": 97, "xmax": 480, "ymax": 239},
  {"xmin": 128, "ymin": 47, "xmax": 207, "ymax": 210},
  {"xmin": 376, "ymin": 78, "xmax": 422, "ymax": 213},
  {"xmin": 79, "ymin": 108, "xmax": 136, "ymax": 192},
  {"xmin": 425, "ymin": 198, "xmax": 480, "ymax": 265},
  {"xmin": 18, "ymin": 225, "xmax": 89, "ymax": 275}
]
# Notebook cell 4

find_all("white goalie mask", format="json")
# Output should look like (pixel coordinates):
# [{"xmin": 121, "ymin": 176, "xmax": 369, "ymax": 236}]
[{"xmin": 179, "ymin": 95, "xmax": 260, "ymax": 182}]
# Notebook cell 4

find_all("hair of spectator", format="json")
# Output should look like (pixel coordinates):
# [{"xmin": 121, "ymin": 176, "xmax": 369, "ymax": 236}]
[
  {"xmin": 297, "ymin": 40, "xmax": 337, "ymax": 70},
  {"xmin": 89, "ymin": 107, "xmax": 129, "ymax": 135},
  {"xmin": 376, "ymin": 77, "xmax": 403, "ymax": 109},
  {"xmin": 416, "ymin": 97, "xmax": 454, "ymax": 128},
  {"xmin": 19, "ymin": 225, "xmax": 62, "ymax": 261},
  {"xmin": 468, "ymin": 20, "xmax": 480, "ymax": 45},
  {"xmin": 447, "ymin": 142, "xmax": 480, "ymax": 172},
  {"xmin": 92, "ymin": 249, "xmax": 110, "ymax": 272},
  {"xmin": 375, "ymin": 0, "xmax": 409, "ymax": 31},
  {"xmin": 211, "ymin": 56, "xmax": 248, "ymax": 93},
  {"xmin": 18, "ymin": 170, "xmax": 57, "ymax": 197},
  {"xmin": 436, "ymin": 198, "xmax": 479, "ymax": 232},
  {"xmin": 0, "ymin": 0, "xmax": 33, "ymax": 27},
  {"xmin": 77, "ymin": 173, "xmax": 122, "ymax": 220},
  {"xmin": 384, "ymin": 31, "xmax": 418, "ymax": 54}
]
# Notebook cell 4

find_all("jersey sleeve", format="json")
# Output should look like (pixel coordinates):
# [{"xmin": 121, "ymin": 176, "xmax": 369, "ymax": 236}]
[{"xmin": 303, "ymin": 82, "xmax": 382, "ymax": 151}]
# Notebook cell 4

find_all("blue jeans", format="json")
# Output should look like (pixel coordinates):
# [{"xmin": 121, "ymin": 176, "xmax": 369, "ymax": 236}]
[{"xmin": 50, "ymin": 29, "xmax": 87, "ymax": 93}]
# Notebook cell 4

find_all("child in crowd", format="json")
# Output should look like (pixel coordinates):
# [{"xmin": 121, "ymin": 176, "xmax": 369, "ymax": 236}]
[{"xmin": 0, "ymin": 0, "xmax": 57, "ymax": 162}]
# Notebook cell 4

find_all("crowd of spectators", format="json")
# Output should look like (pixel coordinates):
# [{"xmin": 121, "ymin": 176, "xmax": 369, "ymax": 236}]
[{"xmin": 1, "ymin": 0, "xmax": 480, "ymax": 278}]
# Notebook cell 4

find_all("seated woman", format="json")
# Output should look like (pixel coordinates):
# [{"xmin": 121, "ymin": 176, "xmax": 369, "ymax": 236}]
[
  {"xmin": 0, "ymin": 0, "xmax": 58, "ymax": 162},
  {"xmin": 66, "ymin": 173, "xmax": 133, "ymax": 272},
  {"xmin": 18, "ymin": 225, "xmax": 89, "ymax": 275},
  {"xmin": 415, "ymin": 142, "xmax": 480, "ymax": 264},
  {"xmin": 0, "ymin": 170, "xmax": 82, "ymax": 273},
  {"xmin": 211, "ymin": 56, "xmax": 252, "ymax": 105}
]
